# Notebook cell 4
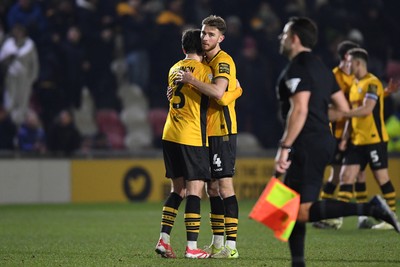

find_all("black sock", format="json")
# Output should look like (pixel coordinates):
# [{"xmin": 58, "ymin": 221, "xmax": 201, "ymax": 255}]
[
  {"xmin": 337, "ymin": 184, "xmax": 353, "ymax": 202},
  {"xmin": 185, "ymin": 195, "xmax": 201, "ymax": 241},
  {"xmin": 223, "ymin": 195, "xmax": 239, "ymax": 241},
  {"xmin": 161, "ymin": 192, "xmax": 183, "ymax": 234},
  {"xmin": 321, "ymin": 182, "xmax": 337, "ymax": 200},
  {"xmin": 308, "ymin": 199, "xmax": 363, "ymax": 222},
  {"xmin": 354, "ymin": 182, "xmax": 368, "ymax": 203},
  {"xmin": 209, "ymin": 196, "xmax": 225, "ymax": 236},
  {"xmin": 380, "ymin": 181, "xmax": 396, "ymax": 212},
  {"xmin": 289, "ymin": 222, "xmax": 306, "ymax": 267}
]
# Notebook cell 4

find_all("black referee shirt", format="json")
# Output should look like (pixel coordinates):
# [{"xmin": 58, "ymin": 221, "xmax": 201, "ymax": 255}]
[{"xmin": 276, "ymin": 51, "xmax": 339, "ymax": 137}]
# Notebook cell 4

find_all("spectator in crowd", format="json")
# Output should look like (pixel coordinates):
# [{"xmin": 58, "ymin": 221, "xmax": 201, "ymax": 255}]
[
  {"xmin": 46, "ymin": 0, "xmax": 78, "ymax": 43},
  {"xmin": 235, "ymin": 36, "xmax": 281, "ymax": 147},
  {"xmin": 47, "ymin": 109, "xmax": 81, "ymax": 156},
  {"xmin": 117, "ymin": 0, "xmax": 152, "ymax": 93},
  {"xmin": 0, "ymin": 23, "xmax": 39, "ymax": 125},
  {"xmin": 0, "ymin": 21, "xmax": 10, "ymax": 104},
  {"xmin": 75, "ymin": 0, "xmax": 121, "ymax": 111},
  {"xmin": 86, "ymin": 25, "xmax": 121, "ymax": 111},
  {"xmin": 221, "ymin": 15, "xmax": 243, "ymax": 59},
  {"xmin": 1, "ymin": 0, "xmax": 399, "ymax": 151},
  {"xmin": 149, "ymin": 0, "xmax": 185, "ymax": 108},
  {"xmin": 6, "ymin": 0, "xmax": 48, "ymax": 46},
  {"xmin": 59, "ymin": 25, "xmax": 89, "ymax": 110},
  {"xmin": 0, "ymin": 105, "xmax": 17, "ymax": 150},
  {"xmin": 17, "ymin": 109, "xmax": 46, "ymax": 153}
]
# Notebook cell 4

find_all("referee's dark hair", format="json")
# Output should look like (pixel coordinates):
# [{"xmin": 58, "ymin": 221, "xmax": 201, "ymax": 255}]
[
  {"xmin": 289, "ymin": 16, "xmax": 318, "ymax": 49},
  {"xmin": 182, "ymin": 28, "xmax": 203, "ymax": 55},
  {"xmin": 348, "ymin": 47, "xmax": 369, "ymax": 64},
  {"xmin": 337, "ymin": 40, "xmax": 360, "ymax": 60}
]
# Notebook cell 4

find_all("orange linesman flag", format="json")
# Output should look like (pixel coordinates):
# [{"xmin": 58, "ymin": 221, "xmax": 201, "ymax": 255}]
[{"xmin": 249, "ymin": 177, "xmax": 300, "ymax": 242}]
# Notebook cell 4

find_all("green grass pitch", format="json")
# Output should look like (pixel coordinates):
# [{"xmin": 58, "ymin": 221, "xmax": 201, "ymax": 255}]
[{"xmin": 1, "ymin": 200, "xmax": 399, "ymax": 267}]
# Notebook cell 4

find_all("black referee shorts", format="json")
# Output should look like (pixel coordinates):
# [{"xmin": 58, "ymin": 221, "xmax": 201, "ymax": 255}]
[{"xmin": 284, "ymin": 133, "xmax": 336, "ymax": 203}]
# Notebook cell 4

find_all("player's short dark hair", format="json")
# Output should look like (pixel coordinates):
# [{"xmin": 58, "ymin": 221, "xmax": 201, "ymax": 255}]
[
  {"xmin": 288, "ymin": 16, "xmax": 318, "ymax": 49},
  {"xmin": 202, "ymin": 15, "xmax": 227, "ymax": 34},
  {"xmin": 337, "ymin": 40, "xmax": 360, "ymax": 60},
  {"xmin": 182, "ymin": 28, "xmax": 203, "ymax": 55},
  {"xmin": 348, "ymin": 47, "xmax": 369, "ymax": 64}
]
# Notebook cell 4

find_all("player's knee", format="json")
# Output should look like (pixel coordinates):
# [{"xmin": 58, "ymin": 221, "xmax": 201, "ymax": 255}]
[
  {"xmin": 218, "ymin": 187, "xmax": 235, "ymax": 199},
  {"xmin": 297, "ymin": 203, "xmax": 312, "ymax": 222},
  {"xmin": 206, "ymin": 187, "xmax": 219, "ymax": 197}
]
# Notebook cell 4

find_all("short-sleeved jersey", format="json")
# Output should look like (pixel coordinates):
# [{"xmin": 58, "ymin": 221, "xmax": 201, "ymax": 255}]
[
  {"xmin": 204, "ymin": 50, "xmax": 238, "ymax": 136},
  {"xmin": 348, "ymin": 73, "xmax": 388, "ymax": 145},
  {"xmin": 277, "ymin": 52, "xmax": 339, "ymax": 138},
  {"xmin": 162, "ymin": 59, "xmax": 213, "ymax": 146},
  {"xmin": 332, "ymin": 67, "xmax": 354, "ymax": 138}
]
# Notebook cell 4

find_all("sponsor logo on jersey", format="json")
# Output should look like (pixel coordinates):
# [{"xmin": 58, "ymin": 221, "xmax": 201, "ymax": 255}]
[{"xmin": 218, "ymin": 62, "xmax": 230, "ymax": 74}]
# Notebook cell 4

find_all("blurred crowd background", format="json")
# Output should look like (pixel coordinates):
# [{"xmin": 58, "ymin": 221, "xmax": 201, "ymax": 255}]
[{"xmin": 1, "ymin": 0, "xmax": 400, "ymax": 156}]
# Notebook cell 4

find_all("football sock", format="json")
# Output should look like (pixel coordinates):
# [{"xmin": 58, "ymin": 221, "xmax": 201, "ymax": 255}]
[
  {"xmin": 321, "ymin": 181, "xmax": 337, "ymax": 200},
  {"xmin": 337, "ymin": 184, "xmax": 353, "ymax": 202},
  {"xmin": 209, "ymin": 196, "xmax": 225, "ymax": 247},
  {"xmin": 185, "ymin": 195, "xmax": 201, "ymax": 246},
  {"xmin": 380, "ymin": 181, "xmax": 396, "ymax": 212},
  {"xmin": 289, "ymin": 222, "xmax": 306, "ymax": 267},
  {"xmin": 160, "ymin": 192, "xmax": 183, "ymax": 235},
  {"xmin": 309, "ymin": 198, "xmax": 396, "ymax": 223},
  {"xmin": 224, "ymin": 195, "xmax": 239, "ymax": 247},
  {"xmin": 309, "ymin": 199, "xmax": 361, "ymax": 221},
  {"xmin": 354, "ymin": 182, "xmax": 368, "ymax": 203}
]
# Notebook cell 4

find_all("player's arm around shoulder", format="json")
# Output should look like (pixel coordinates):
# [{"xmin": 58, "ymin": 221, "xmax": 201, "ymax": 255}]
[
  {"xmin": 176, "ymin": 68, "xmax": 224, "ymax": 99},
  {"xmin": 217, "ymin": 79, "xmax": 243, "ymax": 106}
]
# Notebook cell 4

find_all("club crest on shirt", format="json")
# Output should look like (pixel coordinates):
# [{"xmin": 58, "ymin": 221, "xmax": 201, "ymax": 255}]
[
  {"xmin": 218, "ymin": 63, "xmax": 230, "ymax": 74},
  {"xmin": 285, "ymin": 78, "xmax": 301, "ymax": 93}
]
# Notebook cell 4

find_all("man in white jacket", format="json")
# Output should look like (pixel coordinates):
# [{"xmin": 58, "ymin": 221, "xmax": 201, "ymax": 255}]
[{"xmin": 0, "ymin": 23, "xmax": 39, "ymax": 125}]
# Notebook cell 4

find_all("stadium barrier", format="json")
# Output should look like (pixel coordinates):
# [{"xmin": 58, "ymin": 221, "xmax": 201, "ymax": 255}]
[{"xmin": 1, "ymin": 157, "xmax": 399, "ymax": 204}]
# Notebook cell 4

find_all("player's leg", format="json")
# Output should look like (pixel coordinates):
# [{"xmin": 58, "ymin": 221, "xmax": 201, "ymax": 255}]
[
  {"xmin": 337, "ymin": 164, "xmax": 358, "ymax": 202},
  {"xmin": 367, "ymin": 143, "xmax": 397, "ymax": 230},
  {"xmin": 184, "ymin": 179, "xmax": 210, "ymax": 258},
  {"xmin": 212, "ymin": 177, "xmax": 239, "ymax": 259},
  {"xmin": 337, "ymin": 143, "xmax": 363, "ymax": 203},
  {"xmin": 312, "ymin": 164, "xmax": 343, "ymax": 229},
  {"xmin": 155, "ymin": 141, "xmax": 185, "ymax": 258},
  {"xmin": 371, "ymin": 168, "xmax": 397, "ymax": 230},
  {"xmin": 321, "ymin": 139, "xmax": 344, "ymax": 200},
  {"xmin": 155, "ymin": 178, "xmax": 185, "ymax": 258},
  {"xmin": 205, "ymin": 179, "xmax": 225, "ymax": 254},
  {"xmin": 184, "ymin": 144, "xmax": 211, "ymax": 258},
  {"xmin": 312, "ymin": 144, "xmax": 346, "ymax": 230},
  {"xmin": 304, "ymin": 146, "xmax": 399, "ymax": 231},
  {"xmin": 208, "ymin": 135, "xmax": 239, "ymax": 259},
  {"xmin": 321, "ymin": 164, "xmax": 341, "ymax": 200},
  {"xmin": 355, "ymin": 170, "xmax": 375, "ymax": 228}
]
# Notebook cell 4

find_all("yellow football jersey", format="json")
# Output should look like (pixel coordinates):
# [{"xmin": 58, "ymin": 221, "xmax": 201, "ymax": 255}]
[
  {"xmin": 204, "ymin": 50, "xmax": 238, "ymax": 136},
  {"xmin": 162, "ymin": 59, "xmax": 213, "ymax": 146},
  {"xmin": 348, "ymin": 73, "xmax": 388, "ymax": 145},
  {"xmin": 332, "ymin": 66, "xmax": 354, "ymax": 139}
]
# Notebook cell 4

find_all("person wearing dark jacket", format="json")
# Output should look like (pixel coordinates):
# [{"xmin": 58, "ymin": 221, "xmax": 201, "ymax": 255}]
[{"xmin": 47, "ymin": 110, "xmax": 81, "ymax": 156}]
